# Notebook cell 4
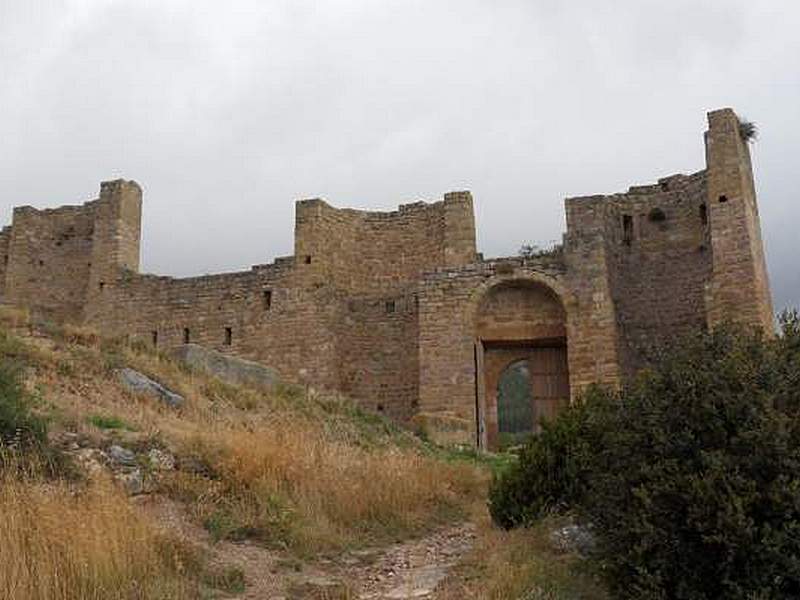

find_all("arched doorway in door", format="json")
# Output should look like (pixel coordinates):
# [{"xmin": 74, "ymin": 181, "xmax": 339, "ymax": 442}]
[{"xmin": 474, "ymin": 277, "xmax": 570, "ymax": 450}]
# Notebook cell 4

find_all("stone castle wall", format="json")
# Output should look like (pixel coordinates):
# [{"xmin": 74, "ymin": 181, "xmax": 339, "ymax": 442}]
[
  {"xmin": 0, "ymin": 108, "xmax": 775, "ymax": 447},
  {"xmin": 568, "ymin": 171, "xmax": 713, "ymax": 379},
  {"xmin": 3, "ymin": 201, "xmax": 97, "ymax": 322},
  {"xmin": 73, "ymin": 191, "xmax": 477, "ymax": 415},
  {"xmin": 85, "ymin": 263, "xmax": 343, "ymax": 391},
  {"xmin": 335, "ymin": 291, "xmax": 420, "ymax": 420},
  {"xmin": 293, "ymin": 192, "xmax": 476, "ymax": 295}
]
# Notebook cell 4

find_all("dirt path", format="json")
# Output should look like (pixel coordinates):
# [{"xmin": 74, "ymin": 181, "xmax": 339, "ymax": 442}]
[
  {"xmin": 340, "ymin": 522, "xmax": 476, "ymax": 599},
  {"xmin": 143, "ymin": 495, "xmax": 476, "ymax": 599}
]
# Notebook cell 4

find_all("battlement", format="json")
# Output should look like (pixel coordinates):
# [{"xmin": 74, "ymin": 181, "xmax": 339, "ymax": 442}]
[{"xmin": 293, "ymin": 191, "xmax": 477, "ymax": 294}]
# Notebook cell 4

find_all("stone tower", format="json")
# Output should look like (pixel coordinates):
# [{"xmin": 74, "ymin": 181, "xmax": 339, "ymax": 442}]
[
  {"xmin": 704, "ymin": 108, "xmax": 774, "ymax": 332},
  {"xmin": 84, "ymin": 179, "xmax": 142, "ymax": 320}
]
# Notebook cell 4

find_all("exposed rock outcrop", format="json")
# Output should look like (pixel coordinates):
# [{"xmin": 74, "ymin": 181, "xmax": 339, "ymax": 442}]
[
  {"xmin": 118, "ymin": 367, "xmax": 185, "ymax": 408},
  {"xmin": 171, "ymin": 344, "xmax": 278, "ymax": 390}
]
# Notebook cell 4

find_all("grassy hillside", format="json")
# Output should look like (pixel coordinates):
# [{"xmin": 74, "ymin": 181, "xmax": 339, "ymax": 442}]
[{"xmin": 0, "ymin": 306, "xmax": 603, "ymax": 599}]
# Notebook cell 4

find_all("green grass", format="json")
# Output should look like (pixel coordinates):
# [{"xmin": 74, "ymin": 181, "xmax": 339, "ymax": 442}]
[{"xmin": 87, "ymin": 414, "xmax": 136, "ymax": 431}]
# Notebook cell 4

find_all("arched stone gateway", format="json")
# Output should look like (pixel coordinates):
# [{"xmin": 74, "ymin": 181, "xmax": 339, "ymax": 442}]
[{"xmin": 473, "ymin": 278, "xmax": 570, "ymax": 450}]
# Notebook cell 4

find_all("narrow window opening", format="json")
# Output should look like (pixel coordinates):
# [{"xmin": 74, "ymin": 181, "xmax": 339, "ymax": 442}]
[
  {"xmin": 38, "ymin": 259, "xmax": 44, "ymax": 267},
  {"xmin": 385, "ymin": 300, "xmax": 395, "ymax": 314},
  {"xmin": 224, "ymin": 327, "xmax": 232, "ymax": 346},
  {"xmin": 98, "ymin": 281, "xmax": 105, "ymax": 291},
  {"xmin": 377, "ymin": 404, "xmax": 385, "ymax": 413},
  {"xmin": 3, "ymin": 255, "xmax": 8, "ymax": 265},
  {"xmin": 718, "ymin": 194, "xmax": 728, "ymax": 203},
  {"xmin": 151, "ymin": 330, "xmax": 158, "ymax": 347},
  {"xmin": 263, "ymin": 289, "xmax": 272, "ymax": 310},
  {"xmin": 183, "ymin": 328, "xmax": 190, "ymax": 344},
  {"xmin": 304, "ymin": 255, "xmax": 312, "ymax": 264},
  {"xmin": 699, "ymin": 203, "xmax": 708, "ymax": 227},
  {"xmin": 622, "ymin": 214, "xmax": 634, "ymax": 245}
]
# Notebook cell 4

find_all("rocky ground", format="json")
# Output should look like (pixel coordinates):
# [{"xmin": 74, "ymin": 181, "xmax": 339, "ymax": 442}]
[
  {"xmin": 148, "ymin": 495, "xmax": 476, "ymax": 600},
  {"xmin": 54, "ymin": 426, "xmax": 479, "ymax": 600}
]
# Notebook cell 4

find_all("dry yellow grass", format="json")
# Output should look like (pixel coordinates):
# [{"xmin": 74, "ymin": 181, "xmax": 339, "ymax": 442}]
[
  {"xmin": 172, "ymin": 420, "xmax": 485, "ymax": 552},
  {"xmin": 1, "ymin": 320, "xmax": 487, "ymax": 559},
  {"xmin": 0, "ymin": 465, "xmax": 197, "ymax": 600},
  {"xmin": 0, "ymin": 305, "xmax": 30, "ymax": 329},
  {"xmin": 437, "ymin": 513, "xmax": 608, "ymax": 600}
]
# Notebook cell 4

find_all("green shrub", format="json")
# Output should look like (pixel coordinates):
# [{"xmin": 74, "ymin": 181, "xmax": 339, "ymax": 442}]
[
  {"xmin": 489, "ymin": 398, "xmax": 597, "ymax": 528},
  {"xmin": 491, "ymin": 316, "xmax": 800, "ymax": 598},
  {"xmin": 88, "ymin": 414, "xmax": 135, "ymax": 431},
  {"xmin": 0, "ymin": 360, "xmax": 46, "ymax": 448}
]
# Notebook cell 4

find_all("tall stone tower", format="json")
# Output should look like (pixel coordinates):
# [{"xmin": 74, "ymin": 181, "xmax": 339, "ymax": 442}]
[
  {"xmin": 84, "ymin": 180, "xmax": 142, "ymax": 320},
  {"xmin": 705, "ymin": 108, "xmax": 774, "ymax": 332}
]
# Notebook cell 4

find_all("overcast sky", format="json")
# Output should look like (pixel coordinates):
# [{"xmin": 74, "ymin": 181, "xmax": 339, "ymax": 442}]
[{"xmin": 1, "ymin": 1, "xmax": 798, "ymax": 312}]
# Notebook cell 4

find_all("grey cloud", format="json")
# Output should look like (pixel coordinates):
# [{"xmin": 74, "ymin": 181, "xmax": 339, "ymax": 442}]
[{"xmin": 0, "ymin": 0, "xmax": 797, "ymax": 311}]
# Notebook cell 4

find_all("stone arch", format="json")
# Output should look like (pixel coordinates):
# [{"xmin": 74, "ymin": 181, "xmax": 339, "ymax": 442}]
[
  {"xmin": 466, "ymin": 271, "xmax": 576, "ymax": 325},
  {"xmin": 471, "ymin": 273, "xmax": 571, "ymax": 449}
]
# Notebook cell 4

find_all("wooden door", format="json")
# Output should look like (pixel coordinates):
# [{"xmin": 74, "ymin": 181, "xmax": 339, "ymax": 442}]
[{"xmin": 530, "ymin": 346, "xmax": 570, "ymax": 432}]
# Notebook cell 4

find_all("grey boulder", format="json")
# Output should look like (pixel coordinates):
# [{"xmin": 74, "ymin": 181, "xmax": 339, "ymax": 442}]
[
  {"xmin": 171, "ymin": 343, "xmax": 278, "ymax": 390},
  {"xmin": 118, "ymin": 367, "xmax": 185, "ymax": 409}
]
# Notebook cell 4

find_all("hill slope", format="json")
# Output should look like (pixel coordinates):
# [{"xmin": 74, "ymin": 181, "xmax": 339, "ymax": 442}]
[{"xmin": 0, "ymin": 306, "xmax": 604, "ymax": 599}]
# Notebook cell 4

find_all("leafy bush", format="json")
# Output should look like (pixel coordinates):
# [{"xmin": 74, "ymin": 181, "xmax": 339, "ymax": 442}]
[
  {"xmin": 0, "ymin": 360, "xmax": 46, "ymax": 448},
  {"xmin": 491, "ymin": 315, "xmax": 800, "ymax": 598},
  {"xmin": 489, "ymin": 399, "xmax": 596, "ymax": 528}
]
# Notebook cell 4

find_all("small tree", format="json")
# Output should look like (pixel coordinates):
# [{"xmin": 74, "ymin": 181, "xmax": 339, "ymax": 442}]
[{"xmin": 739, "ymin": 118, "xmax": 758, "ymax": 143}]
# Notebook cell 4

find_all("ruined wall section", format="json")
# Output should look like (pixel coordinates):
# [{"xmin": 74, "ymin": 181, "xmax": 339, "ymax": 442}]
[
  {"xmin": 4, "ymin": 201, "xmax": 98, "ymax": 322},
  {"xmin": 293, "ymin": 192, "xmax": 476, "ymax": 295},
  {"xmin": 597, "ymin": 171, "xmax": 712, "ymax": 377},
  {"xmin": 85, "ymin": 258, "xmax": 343, "ymax": 390},
  {"xmin": 335, "ymin": 292, "xmax": 419, "ymax": 421}
]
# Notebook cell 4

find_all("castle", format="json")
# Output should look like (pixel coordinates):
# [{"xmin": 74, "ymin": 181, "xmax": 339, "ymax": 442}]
[{"xmin": 0, "ymin": 109, "xmax": 773, "ymax": 448}]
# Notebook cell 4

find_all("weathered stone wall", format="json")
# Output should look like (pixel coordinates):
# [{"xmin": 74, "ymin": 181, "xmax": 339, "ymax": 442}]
[
  {"xmin": 567, "ymin": 171, "xmax": 712, "ymax": 378},
  {"xmin": 83, "ymin": 191, "xmax": 476, "ymax": 406},
  {"xmin": 0, "ymin": 179, "xmax": 142, "ymax": 324},
  {"xmin": 335, "ymin": 292, "xmax": 420, "ymax": 420},
  {"xmin": 3, "ymin": 201, "xmax": 97, "ymax": 322},
  {"xmin": 293, "ymin": 192, "xmax": 476, "ymax": 295},
  {"xmin": 86, "ymin": 261, "xmax": 343, "ymax": 391},
  {"xmin": 562, "ymin": 198, "xmax": 623, "ymax": 391}
]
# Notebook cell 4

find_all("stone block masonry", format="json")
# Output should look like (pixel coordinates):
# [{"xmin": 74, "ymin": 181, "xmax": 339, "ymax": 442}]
[{"xmin": 0, "ymin": 108, "xmax": 774, "ymax": 449}]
